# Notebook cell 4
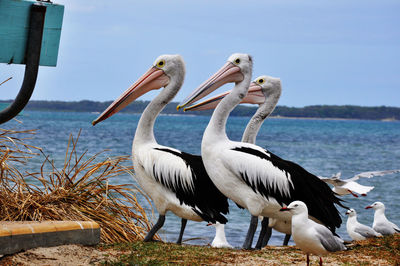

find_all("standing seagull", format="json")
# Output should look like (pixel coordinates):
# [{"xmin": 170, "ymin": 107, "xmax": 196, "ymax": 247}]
[
  {"xmin": 280, "ymin": 201, "xmax": 346, "ymax": 266},
  {"xmin": 345, "ymin": 208, "xmax": 381, "ymax": 241},
  {"xmin": 207, "ymin": 222, "xmax": 233, "ymax": 248},
  {"xmin": 365, "ymin": 202, "xmax": 400, "ymax": 235},
  {"xmin": 186, "ymin": 75, "xmax": 292, "ymax": 248},
  {"xmin": 177, "ymin": 53, "xmax": 346, "ymax": 249},
  {"xmin": 92, "ymin": 55, "xmax": 229, "ymax": 244},
  {"xmin": 320, "ymin": 169, "xmax": 400, "ymax": 197}
]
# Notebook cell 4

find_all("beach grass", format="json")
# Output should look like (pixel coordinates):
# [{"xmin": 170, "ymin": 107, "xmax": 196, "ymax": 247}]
[
  {"xmin": 0, "ymin": 128, "xmax": 159, "ymax": 243},
  {"xmin": 98, "ymin": 234, "xmax": 399, "ymax": 265}
]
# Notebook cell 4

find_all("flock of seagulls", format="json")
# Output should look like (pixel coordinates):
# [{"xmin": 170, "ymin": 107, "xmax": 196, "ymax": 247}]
[{"xmin": 93, "ymin": 53, "xmax": 399, "ymax": 265}]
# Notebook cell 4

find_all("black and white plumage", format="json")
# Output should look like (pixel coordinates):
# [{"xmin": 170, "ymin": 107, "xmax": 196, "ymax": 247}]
[
  {"xmin": 280, "ymin": 201, "xmax": 346, "ymax": 266},
  {"xmin": 320, "ymin": 169, "xmax": 400, "ymax": 197},
  {"xmin": 178, "ymin": 53, "xmax": 346, "ymax": 250},
  {"xmin": 366, "ymin": 202, "xmax": 400, "ymax": 235},
  {"xmin": 345, "ymin": 208, "xmax": 381, "ymax": 241},
  {"xmin": 92, "ymin": 55, "xmax": 228, "ymax": 244}
]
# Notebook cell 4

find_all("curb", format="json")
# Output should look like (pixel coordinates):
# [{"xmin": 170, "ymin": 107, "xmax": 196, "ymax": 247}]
[{"xmin": 0, "ymin": 221, "xmax": 100, "ymax": 255}]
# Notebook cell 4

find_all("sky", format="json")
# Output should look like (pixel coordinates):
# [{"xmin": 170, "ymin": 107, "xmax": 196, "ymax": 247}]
[{"xmin": 1, "ymin": 0, "xmax": 399, "ymax": 107}]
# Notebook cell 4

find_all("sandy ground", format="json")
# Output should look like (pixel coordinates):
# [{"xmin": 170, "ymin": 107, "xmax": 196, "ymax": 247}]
[{"xmin": 0, "ymin": 244, "xmax": 391, "ymax": 265}]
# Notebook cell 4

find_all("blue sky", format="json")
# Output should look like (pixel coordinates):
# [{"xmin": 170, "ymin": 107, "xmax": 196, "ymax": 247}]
[{"xmin": 1, "ymin": 0, "xmax": 399, "ymax": 107}]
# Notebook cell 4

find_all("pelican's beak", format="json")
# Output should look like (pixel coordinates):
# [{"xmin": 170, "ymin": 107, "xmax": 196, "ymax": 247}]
[
  {"xmin": 184, "ymin": 82, "xmax": 265, "ymax": 112},
  {"xmin": 280, "ymin": 207, "xmax": 291, "ymax": 212},
  {"xmin": 365, "ymin": 206, "xmax": 373, "ymax": 209},
  {"xmin": 177, "ymin": 61, "xmax": 243, "ymax": 110},
  {"xmin": 92, "ymin": 67, "xmax": 169, "ymax": 125}
]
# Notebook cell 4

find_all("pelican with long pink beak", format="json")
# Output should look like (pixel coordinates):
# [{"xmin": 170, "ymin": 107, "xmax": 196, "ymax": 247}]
[
  {"xmin": 93, "ymin": 54, "xmax": 229, "ymax": 244},
  {"xmin": 178, "ymin": 53, "xmax": 346, "ymax": 249}
]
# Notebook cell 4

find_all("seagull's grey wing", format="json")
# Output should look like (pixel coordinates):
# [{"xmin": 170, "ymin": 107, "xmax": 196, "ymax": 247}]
[
  {"xmin": 354, "ymin": 224, "xmax": 380, "ymax": 238},
  {"xmin": 349, "ymin": 169, "xmax": 400, "ymax": 181},
  {"xmin": 315, "ymin": 225, "xmax": 346, "ymax": 252},
  {"xmin": 319, "ymin": 177, "xmax": 346, "ymax": 186},
  {"xmin": 374, "ymin": 223, "xmax": 396, "ymax": 236}
]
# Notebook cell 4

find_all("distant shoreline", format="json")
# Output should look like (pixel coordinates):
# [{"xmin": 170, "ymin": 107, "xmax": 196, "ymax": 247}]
[{"xmin": 0, "ymin": 100, "xmax": 399, "ymax": 121}]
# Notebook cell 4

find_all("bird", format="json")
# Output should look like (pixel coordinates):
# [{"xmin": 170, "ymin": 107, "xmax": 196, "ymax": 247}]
[
  {"xmin": 280, "ymin": 201, "xmax": 346, "ymax": 266},
  {"xmin": 207, "ymin": 222, "xmax": 233, "ymax": 248},
  {"xmin": 345, "ymin": 208, "xmax": 381, "ymax": 241},
  {"xmin": 365, "ymin": 202, "xmax": 400, "ymax": 235},
  {"xmin": 177, "ymin": 53, "xmax": 346, "ymax": 250},
  {"xmin": 92, "ymin": 54, "xmax": 229, "ymax": 244},
  {"xmin": 319, "ymin": 169, "xmax": 400, "ymax": 197},
  {"xmin": 186, "ymin": 75, "xmax": 292, "ymax": 248}
]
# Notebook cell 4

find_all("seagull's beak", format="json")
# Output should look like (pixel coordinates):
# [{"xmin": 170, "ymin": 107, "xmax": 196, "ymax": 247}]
[
  {"xmin": 206, "ymin": 223, "xmax": 212, "ymax": 226},
  {"xmin": 177, "ymin": 61, "xmax": 243, "ymax": 110},
  {"xmin": 280, "ymin": 207, "xmax": 291, "ymax": 212},
  {"xmin": 92, "ymin": 67, "xmax": 169, "ymax": 125},
  {"xmin": 365, "ymin": 206, "xmax": 373, "ymax": 209},
  {"xmin": 184, "ymin": 82, "xmax": 265, "ymax": 112},
  {"xmin": 345, "ymin": 210, "xmax": 350, "ymax": 215}
]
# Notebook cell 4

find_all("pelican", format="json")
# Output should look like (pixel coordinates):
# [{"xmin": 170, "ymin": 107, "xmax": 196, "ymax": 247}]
[
  {"xmin": 178, "ymin": 53, "xmax": 346, "ymax": 249},
  {"xmin": 186, "ymin": 75, "xmax": 292, "ymax": 248},
  {"xmin": 319, "ymin": 169, "xmax": 400, "ymax": 197},
  {"xmin": 92, "ymin": 55, "xmax": 229, "ymax": 244}
]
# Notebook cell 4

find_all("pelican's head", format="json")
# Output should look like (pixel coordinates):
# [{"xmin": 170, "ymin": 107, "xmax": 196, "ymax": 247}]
[
  {"xmin": 280, "ymin": 201, "xmax": 308, "ymax": 215},
  {"xmin": 184, "ymin": 75, "xmax": 281, "ymax": 112},
  {"xmin": 345, "ymin": 208, "xmax": 357, "ymax": 217},
  {"xmin": 365, "ymin": 201, "xmax": 385, "ymax": 211},
  {"xmin": 92, "ymin": 54, "xmax": 184, "ymax": 125},
  {"xmin": 177, "ymin": 53, "xmax": 252, "ymax": 110}
]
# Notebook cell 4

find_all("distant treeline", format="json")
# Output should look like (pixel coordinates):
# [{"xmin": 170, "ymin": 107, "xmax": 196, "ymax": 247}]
[{"xmin": 1, "ymin": 100, "xmax": 399, "ymax": 120}]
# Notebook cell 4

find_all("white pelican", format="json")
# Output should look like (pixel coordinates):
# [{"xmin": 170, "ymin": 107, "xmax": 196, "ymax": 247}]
[
  {"xmin": 92, "ymin": 55, "xmax": 229, "ymax": 244},
  {"xmin": 319, "ymin": 169, "xmax": 400, "ymax": 197},
  {"xmin": 177, "ymin": 53, "xmax": 346, "ymax": 249},
  {"xmin": 365, "ymin": 202, "xmax": 400, "ymax": 235},
  {"xmin": 186, "ymin": 75, "xmax": 292, "ymax": 248},
  {"xmin": 280, "ymin": 201, "xmax": 346, "ymax": 266},
  {"xmin": 345, "ymin": 208, "xmax": 381, "ymax": 241}
]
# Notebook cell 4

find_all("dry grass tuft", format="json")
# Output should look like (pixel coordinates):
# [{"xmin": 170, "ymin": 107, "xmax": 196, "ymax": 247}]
[{"xmin": 0, "ymin": 129, "xmax": 159, "ymax": 243}]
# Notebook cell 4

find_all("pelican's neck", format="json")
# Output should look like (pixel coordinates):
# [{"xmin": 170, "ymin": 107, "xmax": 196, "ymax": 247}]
[
  {"xmin": 205, "ymin": 77, "xmax": 252, "ymax": 141},
  {"xmin": 134, "ymin": 77, "xmax": 182, "ymax": 144},
  {"xmin": 242, "ymin": 91, "xmax": 281, "ymax": 144}
]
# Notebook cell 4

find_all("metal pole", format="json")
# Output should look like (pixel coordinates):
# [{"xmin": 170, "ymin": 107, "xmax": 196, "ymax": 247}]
[{"xmin": 0, "ymin": 4, "xmax": 47, "ymax": 124}]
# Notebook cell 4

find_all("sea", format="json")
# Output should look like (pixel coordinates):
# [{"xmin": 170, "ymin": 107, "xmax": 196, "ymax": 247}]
[{"xmin": 2, "ymin": 111, "xmax": 400, "ymax": 247}]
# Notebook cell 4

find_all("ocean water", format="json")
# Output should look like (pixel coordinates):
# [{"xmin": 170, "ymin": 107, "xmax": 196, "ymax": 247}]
[{"xmin": 3, "ymin": 111, "xmax": 400, "ymax": 247}]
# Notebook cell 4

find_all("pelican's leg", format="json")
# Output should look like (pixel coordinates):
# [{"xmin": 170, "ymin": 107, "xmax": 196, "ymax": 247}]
[
  {"xmin": 261, "ymin": 226, "xmax": 272, "ymax": 247},
  {"xmin": 242, "ymin": 215, "xmax": 258, "ymax": 250},
  {"xmin": 283, "ymin": 234, "xmax": 291, "ymax": 246},
  {"xmin": 255, "ymin": 217, "xmax": 269, "ymax": 249},
  {"xmin": 176, "ymin": 218, "xmax": 187, "ymax": 244},
  {"xmin": 144, "ymin": 214, "xmax": 165, "ymax": 242}
]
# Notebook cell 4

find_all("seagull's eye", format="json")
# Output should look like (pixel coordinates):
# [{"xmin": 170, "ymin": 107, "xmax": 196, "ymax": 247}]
[
  {"xmin": 294, "ymin": 204, "xmax": 298, "ymax": 207},
  {"xmin": 257, "ymin": 78, "xmax": 265, "ymax": 85},
  {"xmin": 234, "ymin": 58, "xmax": 241, "ymax": 65},
  {"xmin": 157, "ymin": 60, "xmax": 166, "ymax": 68}
]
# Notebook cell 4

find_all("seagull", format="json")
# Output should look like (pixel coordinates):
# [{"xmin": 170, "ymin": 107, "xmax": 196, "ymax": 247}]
[
  {"xmin": 345, "ymin": 208, "xmax": 381, "ymax": 241},
  {"xmin": 177, "ymin": 53, "xmax": 346, "ymax": 250},
  {"xmin": 365, "ymin": 202, "xmax": 400, "ymax": 235},
  {"xmin": 280, "ymin": 201, "xmax": 346, "ymax": 266},
  {"xmin": 92, "ymin": 54, "xmax": 229, "ymax": 244},
  {"xmin": 186, "ymin": 75, "xmax": 292, "ymax": 248},
  {"xmin": 207, "ymin": 222, "xmax": 233, "ymax": 248},
  {"xmin": 319, "ymin": 169, "xmax": 400, "ymax": 197}
]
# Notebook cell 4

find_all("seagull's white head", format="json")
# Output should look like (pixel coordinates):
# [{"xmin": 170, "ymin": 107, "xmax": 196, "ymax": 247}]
[
  {"xmin": 92, "ymin": 54, "xmax": 185, "ymax": 125},
  {"xmin": 280, "ymin": 201, "xmax": 308, "ymax": 215},
  {"xmin": 365, "ymin": 201, "xmax": 385, "ymax": 211},
  {"xmin": 345, "ymin": 208, "xmax": 357, "ymax": 217}
]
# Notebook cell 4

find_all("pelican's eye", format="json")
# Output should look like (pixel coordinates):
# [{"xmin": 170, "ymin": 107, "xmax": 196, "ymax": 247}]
[
  {"xmin": 157, "ymin": 60, "xmax": 166, "ymax": 68},
  {"xmin": 257, "ymin": 78, "xmax": 265, "ymax": 85},
  {"xmin": 234, "ymin": 58, "xmax": 241, "ymax": 65}
]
